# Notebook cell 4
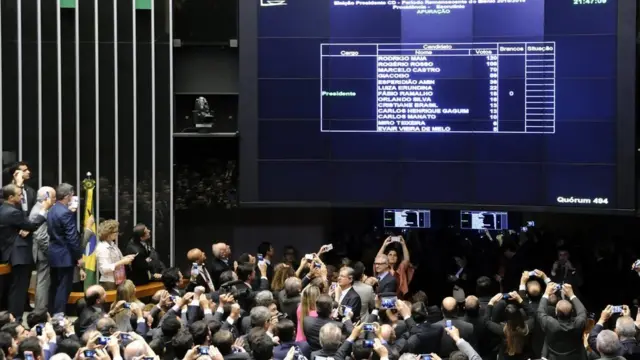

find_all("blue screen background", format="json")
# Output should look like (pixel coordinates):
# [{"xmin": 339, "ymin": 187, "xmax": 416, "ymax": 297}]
[{"xmin": 256, "ymin": 0, "xmax": 621, "ymax": 209}]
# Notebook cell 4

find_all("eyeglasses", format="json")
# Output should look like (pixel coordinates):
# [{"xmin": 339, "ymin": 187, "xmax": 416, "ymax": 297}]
[{"xmin": 374, "ymin": 262, "xmax": 388, "ymax": 266}]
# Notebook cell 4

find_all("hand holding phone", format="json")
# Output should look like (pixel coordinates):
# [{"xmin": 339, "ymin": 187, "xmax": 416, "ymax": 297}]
[{"xmin": 381, "ymin": 296, "xmax": 397, "ymax": 309}]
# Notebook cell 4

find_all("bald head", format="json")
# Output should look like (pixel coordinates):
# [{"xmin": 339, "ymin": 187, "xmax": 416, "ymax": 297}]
[
  {"xmin": 50, "ymin": 354, "xmax": 72, "ymax": 360},
  {"xmin": 526, "ymin": 280, "xmax": 541, "ymax": 297},
  {"xmin": 36, "ymin": 187, "xmax": 55, "ymax": 202},
  {"xmin": 124, "ymin": 340, "xmax": 148, "ymax": 360},
  {"xmin": 380, "ymin": 324, "xmax": 394, "ymax": 342},
  {"xmin": 187, "ymin": 248, "xmax": 204, "ymax": 264},
  {"xmin": 442, "ymin": 297, "xmax": 458, "ymax": 318},
  {"xmin": 86, "ymin": 285, "xmax": 105, "ymax": 306},
  {"xmin": 465, "ymin": 296, "xmax": 479, "ymax": 315},
  {"xmin": 556, "ymin": 299, "xmax": 573, "ymax": 319}
]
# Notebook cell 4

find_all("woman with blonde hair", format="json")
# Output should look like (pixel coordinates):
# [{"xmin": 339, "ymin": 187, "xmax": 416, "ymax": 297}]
[
  {"xmin": 95, "ymin": 220, "xmax": 136, "ymax": 290},
  {"xmin": 109, "ymin": 280, "xmax": 145, "ymax": 332},
  {"xmin": 271, "ymin": 263, "xmax": 294, "ymax": 294},
  {"xmin": 296, "ymin": 285, "xmax": 320, "ymax": 342}
]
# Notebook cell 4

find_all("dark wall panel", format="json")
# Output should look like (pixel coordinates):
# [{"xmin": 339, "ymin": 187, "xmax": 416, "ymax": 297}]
[
  {"xmin": 21, "ymin": 0, "xmax": 38, "ymax": 180},
  {"xmin": 116, "ymin": 1, "xmax": 135, "ymax": 239},
  {"xmin": 2, "ymin": 1, "xmax": 19, "ymax": 172},
  {"xmin": 154, "ymin": 0, "xmax": 171, "ymax": 264},
  {"xmin": 60, "ymin": 7, "xmax": 76, "ymax": 188},
  {"xmin": 98, "ymin": 0, "xmax": 116, "ymax": 220},
  {"xmin": 41, "ymin": 0, "xmax": 60, "ymax": 187},
  {"xmin": 135, "ymin": 10, "xmax": 153, "ymax": 229}
]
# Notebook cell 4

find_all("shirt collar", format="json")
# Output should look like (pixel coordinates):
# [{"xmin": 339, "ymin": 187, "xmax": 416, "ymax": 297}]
[{"xmin": 378, "ymin": 272, "xmax": 389, "ymax": 280}]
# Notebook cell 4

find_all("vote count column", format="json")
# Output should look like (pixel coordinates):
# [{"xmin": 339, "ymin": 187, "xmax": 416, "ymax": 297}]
[{"xmin": 321, "ymin": 44, "xmax": 378, "ymax": 132}]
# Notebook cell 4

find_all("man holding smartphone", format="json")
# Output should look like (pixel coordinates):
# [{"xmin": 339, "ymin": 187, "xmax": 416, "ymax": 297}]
[
  {"xmin": 0, "ymin": 177, "xmax": 51, "ymax": 320},
  {"xmin": 47, "ymin": 183, "xmax": 85, "ymax": 316}
]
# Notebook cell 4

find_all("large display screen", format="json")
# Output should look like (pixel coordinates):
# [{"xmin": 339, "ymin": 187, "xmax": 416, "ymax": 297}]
[{"xmin": 239, "ymin": 0, "xmax": 636, "ymax": 212}]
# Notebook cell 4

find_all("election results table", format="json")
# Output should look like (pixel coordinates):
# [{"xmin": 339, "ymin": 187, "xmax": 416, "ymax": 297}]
[{"xmin": 320, "ymin": 42, "xmax": 556, "ymax": 134}]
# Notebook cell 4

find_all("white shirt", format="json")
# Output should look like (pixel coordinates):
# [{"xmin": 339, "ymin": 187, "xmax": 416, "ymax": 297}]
[
  {"xmin": 96, "ymin": 240, "xmax": 124, "ymax": 283},
  {"xmin": 339, "ymin": 286, "xmax": 352, "ymax": 304}
]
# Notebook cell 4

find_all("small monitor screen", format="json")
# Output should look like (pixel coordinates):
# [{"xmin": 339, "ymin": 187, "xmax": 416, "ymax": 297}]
[
  {"xmin": 383, "ymin": 209, "xmax": 431, "ymax": 228},
  {"xmin": 460, "ymin": 211, "xmax": 508, "ymax": 231}
]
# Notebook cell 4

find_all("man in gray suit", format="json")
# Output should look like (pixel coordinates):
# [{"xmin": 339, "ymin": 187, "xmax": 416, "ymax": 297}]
[
  {"xmin": 352, "ymin": 262, "xmax": 375, "ymax": 319},
  {"xmin": 30, "ymin": 186, "xmax": 56, "ymax": 312}
]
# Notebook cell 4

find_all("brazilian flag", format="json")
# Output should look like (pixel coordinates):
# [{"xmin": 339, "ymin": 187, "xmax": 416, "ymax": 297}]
[{"xmin": 82, "ymin": 176, "xmax": 98, "ymax": 291}]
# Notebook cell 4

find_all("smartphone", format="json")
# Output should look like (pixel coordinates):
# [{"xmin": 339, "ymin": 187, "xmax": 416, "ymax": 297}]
[
  {"xmin": 342, "ymin": 305, "xmax": 352, "ymax": 317},
  {"xmin": 381, "ymin": 296, "xmax": 397, "ymax": 309},
  {"xmin": 528, "ymin": 271, "xmax": 537, "ymax": 277},
  {"xmin": 83, "ymin": 350, "xmax": 96, "ymax": 359},
  {"xmin": 70, "ymin": 195, "xmax": 79, "ymax": 208},
  {"xmin": 445, "ymin": 320, "xmax": 452, "ymax": 329},
  {"xmin": 324, "ymin": 244, "xmax": 333, "ymax": 251},
  {"xmin": 363, "ymin": 324, "xmax": 375, "ymax": 332},
  {"xmin": 554, "ymin": 283, "xmax": 563, "ymax": 292},
  {"xmin": 421, "ymin": 355, "xmax": 432, "ymax": 360},
  {"xmin": 123, "ymin": 302, "xmax": 131, "ymax": 309},
  {"xmin": 305, "ymin": 254, "xmax": 314, "ymax": 261},
  {"xmin": 257, "ymin": 253, "xmax": 264, "ymax": 262},
  {"xmin": 363, "ymin": 340, "xmax": 374, "ymax": 348},
  {"xmin": 198, "ymin": 346, "xmax": 210, "ymax": 355},
  {"xmin": 521, "ymin": 226, "xmax": 528, "ymax": 232},
  {"xmin": 390, "ymin": 236, "xmax": 400, "ymax": 242},
  {"xmin": 35, "ymin": 324, "xmax": 43, "ymax": 336},
  {"xmin": 330, "ymin": 282, "xmax": 337, "ymax": 291},
  {"xmin": 612, "ymin": 306, "xmax": 623, "ymax": 314},
  {"xmin": 503, "ymin": 293, "xmax": 510, "ymax": 299},
  {"xmin": 634, "ymin": 260, "xmax": 640, "ymax": 269},
  {"xmin": 527, "ymin": 221, "xmax": 535, "ymax": 227},
  {"xmin": 120, "ymin": 333, "xmax": 131, "ymax": 340},
  {"xmin": 143, "ymin": 357, "xmax": 155, "ymax": 360},
  {"xmin": 314, "ymin": 262, "xmax": 322, "ymax": 269},
  {"xmin": 169, "ymin": 296, "xmax": 176, "ymax": 302},
  {"xmin": 97, "ymin": 336, "xmax": 109, "ymax": 346}
]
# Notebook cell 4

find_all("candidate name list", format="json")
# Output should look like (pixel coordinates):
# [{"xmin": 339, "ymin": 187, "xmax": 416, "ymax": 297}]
[{"xmin": 377, "ymin": 45, "xmax": 469, "ymax": 133}]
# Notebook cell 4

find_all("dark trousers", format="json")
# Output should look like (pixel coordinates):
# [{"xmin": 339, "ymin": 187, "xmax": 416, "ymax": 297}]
[
  {"xmin": 8, "ymin": 264, "xmax": 32, "ymax": 320},
  {"xmin": 49, "ymin": 266, "xmax": 74, "ymax": 316}
]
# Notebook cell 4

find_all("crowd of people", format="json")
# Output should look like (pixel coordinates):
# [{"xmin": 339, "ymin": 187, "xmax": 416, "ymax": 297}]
[{"xmin": 2, "ymin": 162, "xmax": 640, "ymax": 360}]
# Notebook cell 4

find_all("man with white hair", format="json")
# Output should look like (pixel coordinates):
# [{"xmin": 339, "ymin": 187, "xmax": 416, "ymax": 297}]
[
  {"xmin": 588, "ymin": 306, "xmax": 640, "ymax": 358},
  {"xmin": 30, "ymin": 186, "xmax": 55, "ymax": 312},
  {"xmin": 597, "ymin": 330, "xmax": 624, "ymax": 360},
  {"xmin": 209, "ymin": 242, "xmax": 231, "ymax": 288}
]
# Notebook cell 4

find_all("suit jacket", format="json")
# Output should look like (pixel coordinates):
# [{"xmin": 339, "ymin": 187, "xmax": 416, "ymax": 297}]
[
  {"xmin": 208, "ymin": 257, "xmax": 232, "ymax": 288},
  {"xmin": 0, "ymin": 202, "xmax": 46, "ymax": 265},
  {"xmin": 378, "ymin": 272, "xmax": 398, "ymax": 294},
  {"xmin": 405, "ymin": 321, "xmax": 444, "ymax": 355},
  {"xmin": 124, "ymin": 239, "xmax": 166, "ymax": 285},
  {"xmin": 24, "ymin": 185, "xmax": 36, "ymax": 214},
  {"xmin": 434, "ymin": 317, "xmax": 476, "ymax": 357},
  {"xmin": 47, "ymin": 202, "xmax": 82, "ymax": 268},
  {"xmin": 278, "ymin": 291, "xmax": 301, "ymax": 326},
  {"xmin": 273, "ymin": 341, "xmax": 311, "ymax": 360},
  {"xmin": 74, "ymin": 306, "xmax": 103, "ymax": 338},
  {"xmin": 537, "ymin": 296, "xmax": 587, "ymax": 360},
  {"xmin": 30, "ymin": 202, "xmax": 50, "ymax": 263},
  {"xmin": 303, "ymin": 316, "xmax": 349, "ymax": 351},
  {"xmin": 352, "ymin": 281, "xmax": 375, "ymax": 320},
  {"xmin": 310, "ymin": 340, "xmax": 353, "ymax": 360},
  {"xmin": 339, "ymin": 287, "xmax": 362, "ymax": 322}
]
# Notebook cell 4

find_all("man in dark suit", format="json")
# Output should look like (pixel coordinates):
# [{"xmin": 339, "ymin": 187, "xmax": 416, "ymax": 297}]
[
  {"xmin": 47, "ymin": 183, "xmax": 85, "ymax": 316},
  {"xmin": 374, "ymin": 255, "xmax": 398, "ymax": 294},
  {"xmin": 0, "ymin": 182, "xmax": 50, "ymax": 319},
  {"xmin": 4, "ymin": 162, "xmax": 37, "ymax": 214},
  {"xmin": 209, "ymin": 242, "xmax": 232, "ymax": 288},
  {"xmin": 272, "ymin": 319, "xmax": 311, "ymax": 360},
  {"xmin": 253, "ymin": 242, "xmax": 275, "ymax": 290},
  {"xmin": 303, "ymin": 295, "xmax": 352, "ymax": 351},
  {"xmin": 336, "ymin": 267, "xmax": 362, "ymax": 322},
  {"xmin": 74, "ymin": 285, "xmax": 106, "ymax": 338},
  {"xmin": 233, "ymin": 262, "xmax": 270, "ymax": 310},
  {"xmin": 538, "ymin": 282, "xmax": 586, "ymax": 360},
  {"xmin": 464, "ymin": 295, "xmax": 498, "ymax": 359},
  {"xmin": 394, "ymin": 301, "xmax": 443, "ymax": 355},
  {"xmin": 186, "ymin": 248, "xmax": 216, "ymax": 293},
  {"xmin": 434, "ymin": 297, "xmax": 476, "ymax": 357},
  {"xmin": 124, "ymin": 223, "xmax": 165, "ymax": 285}
]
